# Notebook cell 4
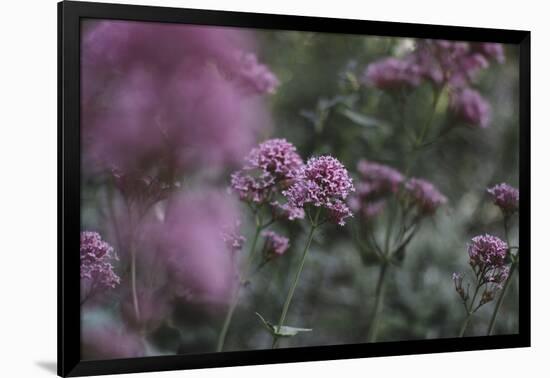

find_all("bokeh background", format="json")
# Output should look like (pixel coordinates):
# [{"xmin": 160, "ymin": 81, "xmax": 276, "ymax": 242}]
[{"xmin": 80, "ymin": 20, "xmax": 519, "ymax": 359}]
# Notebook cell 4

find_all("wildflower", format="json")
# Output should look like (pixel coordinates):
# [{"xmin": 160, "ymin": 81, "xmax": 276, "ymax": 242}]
[
  {"xmin": 404, "ymin": 178, "xmax": 447, "ymax": 215},
  {"xmin": 283, "ymin": 155, "xmax": 355, "ymax": 226},
  {"xmin": 450, "ymin": 88, "xmax": 492, "ymax": 128},
  {"xmin": 157, "ymin": 190, "xmax": 241, "ymax": 303},
  {"xmin": 356, "ymin": 160, "xmax": 404, "ymax": 197},
  {"xmin": 82, "ymin": 322, "xmax": 145, "ymax": 359},
  {"xmin": 473, "ymin": 42, "xmax": 506, "ymax": 64},
  {"xmin": 262, "ymin": 230, "xmax": 290, "ymax": 257},
  {"xmin": 231, "ymin": 139, "xmax": 304, "ymax": 213},
  {"xmin": 222, "ymin": 223, "xmax": 247, "ymax": 255},
  {"xmin": 487, "ymin": 183, "xmax": 519, "ymax": 215},
  {"xmin": 270, "ymin": 201, "xmax": 305, "ymax": 221},
  {"xmin": 234, "ymin": 52, "xmax": 280, "ymax": 95},
  {"xmin": 468, "ymin": 234, "xmax": 508, "ymax": 270},
  {"xmin": 80, "ymin": 231, "xmax": 120, "ymax": 291},
  {"xmin": 362, "ymin": 57, "xmax": 422, "ymax": 90},
  {"xmin": 81, "ymin": 20, "xmax": 272, "ymax": 174}
]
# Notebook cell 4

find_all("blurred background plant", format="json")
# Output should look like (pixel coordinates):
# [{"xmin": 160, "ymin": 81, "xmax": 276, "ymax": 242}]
[{"xmin": 80, "ymin": 21, "xmax": 520, "ymax": 359}]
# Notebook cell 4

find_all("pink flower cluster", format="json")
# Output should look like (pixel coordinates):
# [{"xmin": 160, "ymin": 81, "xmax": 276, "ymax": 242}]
[
  {"xmin": 82, "ymin": 20, "xmax": 276, "ymax": 175},
  {"xmin": 235, "ymin": 52, "xmax": 280, "ymax": 95},
  {"xmin": 468, "ymin": 234, "xmax": 508, "ymax": 270},
  {"xmin": 283, "ymin": 156, "xmax": 355, "ymax": 226},
  {"xmin": 262, "ymin": 230, "xmax": 290, "ymax": 257},
  {"xmin": 231, "ymin": 139, "xmax": 305, "ymax": 220},
  {"xmin": 154, "ymin": 190, "xmax": 242, "ymax": 303},
  {"xmin": 80, "ymin": 231, "xmax": 120, "ymax": 290},
  {"xmin": 363, "ymin": 57, "xmax": 422, "ymax": 90},
  {"xmin": 404, "ymin": 178, "xmax": 447, "ymax": 215},
  {"xmin": 487, "ymin": 183, "xmax": 519, "ymax": 215},
  {"xmin": 350, "ymin": 160, "xmax": 404, "ymax": 219},
  {"xmin": 363, "ymin": 40, "xmax": 504, "ymax": 128},
  {"xmin": 450, "ymin": 88, "xmax": 491, "ymax": 129},
  {"xmin": 222, "ymin": 223, "xmax": 247, "ymax": 255}
]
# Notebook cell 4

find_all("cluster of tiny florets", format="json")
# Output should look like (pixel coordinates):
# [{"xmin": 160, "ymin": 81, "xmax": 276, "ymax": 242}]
[
  {"xmin": 283, "ymin": 156, "xmax": 355, "ymax": 226},
  {"xmin": 349, "ymin": 160, "xmax": 404, "ymax": 220},
  {"xmin": 362, "ymin": 57, "xmax": 422, "ymax": 90},
  {"xmin": 404, "ymin": 178, "xmax": 447, "ymax": 215},
  {"xmin": 356, "ymin": 160, "xmax": 404, "ymax": 197},
  {"xmin": 450, "ymin": 88, "xmax": 491, "ymax": 128},
  {"xmin": 363, "ymin": 40, "xmax": 504, "ymax": 129},
  {"xmin": 230, "ymin": 139, "xmax": 304, "ymax": 207},
  {"xmin": 234, "ymin": 52, "xmax": 280, "ymax": 95},
  {"xmin": 468, "ymin": 234, "xmax": 508, "ymax": 270},
  {"xmin": 221, "ymin": 223, "xmax": 247, "ymax": 255},
  {"xmin": 487, "ymin": 183, "xmax": 519, "ymax": 215},
  {"xmin": 80, "ymin": 231, "xmax": 120, "ymax": 289},
  {"xmin": 262, "ymin": 230, "xmax": 290, "ymax": 257}
]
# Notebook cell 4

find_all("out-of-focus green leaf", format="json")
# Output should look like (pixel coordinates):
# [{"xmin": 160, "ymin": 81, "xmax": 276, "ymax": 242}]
[
  {"xmin": 255, "ymin": 312, "xmax": 312, "ymax": 337},
  {"xmin": 339, "ymin": 108, "xmax": 385, "ymax": 128}
]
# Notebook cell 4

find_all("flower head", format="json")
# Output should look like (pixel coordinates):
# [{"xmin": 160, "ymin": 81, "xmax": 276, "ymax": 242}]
[
  {"xmin": 468, "ymin": 234, "xmax": 508, "ymax": 270},
  {"xmin": 262, "ymin": 230, "xmax": 290, "ymax": 257},
  {"xmin": 80, "ymin": 231, "xmax": 120, "ymax": 291},
  {"xmin": 283, "ymin": 155, "xmax": 355, "ymax": 226},
  {"xmin": 230, "ymin": 139, "xmax": 303, "ymax": 205},
  {"xmin": 450, "ymin": 88, "xmax": 491, "ymax": 128},
  {"xmin": 404, "ymin": 178, "xmax": 447, "ymax": 215},
  {"xmin": 222, "ymin": 223, "xmax": 247, "ymax": 255},
  {"xmin": 234, "ymin": 52, "xmax": 280, "ymax": 95},
  {"xmin": 473, "ymin": 43, "xmax": 506, "ymax": 64},
  {"xmin": 487, "ymin": 183, "xmax": 519, "ymax": 215},
  {"xmin": 356, "ymin": 160, "xmax": 404, "ymax": 197},
  {"xmin": 362, "ymin": 57, "xmax": 422, "ymax": 90},
  {"xmin": 81, "ymin": 20, "xmax": 272, "ymax": 174}
]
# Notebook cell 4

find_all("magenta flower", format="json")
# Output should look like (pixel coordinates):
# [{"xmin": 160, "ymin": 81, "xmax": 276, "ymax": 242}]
[
  {"xmin": 80, "ymin": 231, "xmax": 120, "ymax": 299},
  {"xmin": 404, "ymin": 178, "xmax": 447, "ymax": 215},
  {"xmin": 356, "ymin": 160, "xmax": 404, "ymax": 196},
  {"xmin": 155, "ymin": 190, "xmax": 241, "ymax": 303},
  {"xmin": 235, "ymin": 52, "xmax": 280, "ymax": 95},
  {"xmin": 363, "ymin": 57, "xmax": 422, "ymax": 90},
  {"xmin": 283, "ymin": 156, "xmax": 355, "ymax": 226},
  {"xmin": 270, "ymin": 201, "xmax": 306, "ymax": 221},
  {"xmin": 450, "ymin": 88, "xmax": 492, "ymax": 128},
  {"xmin": 468, "ymin": 234, "xmax": 508, "ymax": 270},
  {"xmin": 82, "ymin": 323, "xmax": 145, "ymax": 359},
  {"xmin": 473, "ymin": 42, "xmax": 506, "ymax": 64},
  {"xmin": 81, "ymin": 20, "xmax": 273, "ymax": 174},
  {"xmin": 242, "ymin": 138, "xmax": 304, "ymax": 180},
  {"xmin": 487, "ymin": 183, "xmax": 519, "ymax": 215},
  {"xmin": 414, "ymin": 40, "xmax": 490, "ymax": 87},
  {"xmin": 262, "ymin": 230, "xmax": 290, "ymax": 257},
  {"xmin": 222, "ymin": 223, "xmax": 247, "ymax": 255},
  {"xmin": 230, "ymin": 139, "xmax": 304, "ymax": 211}
]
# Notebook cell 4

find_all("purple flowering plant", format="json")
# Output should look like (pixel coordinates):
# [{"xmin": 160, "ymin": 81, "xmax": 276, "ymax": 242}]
[
  {"xmin": 452, "ymin": 183, "xmax": 519, "ymax": 336},
  {"xmin": 79, "ymin": 22, "xmax": 518, "ymax": 359}
]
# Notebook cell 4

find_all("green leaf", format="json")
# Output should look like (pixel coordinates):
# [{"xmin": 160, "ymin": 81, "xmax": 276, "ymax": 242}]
[
  {"xmin": 255, "ymin": 313, "xmax": 312, "ymax": 337},
  {"xmin": 339, "ymin": 108, "xmax": 384, "ymax": 128}
]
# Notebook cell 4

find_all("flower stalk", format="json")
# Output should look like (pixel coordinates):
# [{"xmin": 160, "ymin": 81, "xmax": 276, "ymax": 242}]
[{"xmin": 272, "ymin": 209, "xmax": 320, "ymax": 348}]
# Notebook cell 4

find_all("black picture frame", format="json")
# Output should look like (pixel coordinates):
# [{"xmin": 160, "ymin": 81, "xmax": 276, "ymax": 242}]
[{"xmin": 58, "ymin": 1, "xmax": 531, "ymax": 376}]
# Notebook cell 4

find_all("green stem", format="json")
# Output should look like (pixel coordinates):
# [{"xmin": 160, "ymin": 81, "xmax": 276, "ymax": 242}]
[
  {"xmin": 459, "ymin": 284, "xmax": 482, "ymax": 337},
  {"xmin": 272, "ymin": 210, "xmax": 320, "ymax": 349},
  {"xmin": 366, "ymin": 261, "xmax": 389, "ymax": 342},
  {"xmin": 487, "ymin": 216, "xmax": 517, "ymax": 335},
  {"xmin": 216, "ymin": 223, "xmax": 262, "ymax": 352},
  {"xmin": 487, "ymin": 262, "xmax": 517, "ymax": 335},
  {"xmin": 459, "ymin": 313, "xmax": 472, "ymax": 338},
  {"xmin": 130, "ymin": 245, "xmax": 140, "ymax": 321},
  {"xmin": 416, "ymin": 86, "xmax": 444, "ymax": 147}
]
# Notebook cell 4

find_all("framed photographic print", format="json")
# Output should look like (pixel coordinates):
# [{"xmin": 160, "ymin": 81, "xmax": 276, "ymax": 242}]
[{"xmin": 58, "ymin": 0, "xmax": 530, "ymax": 376}]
